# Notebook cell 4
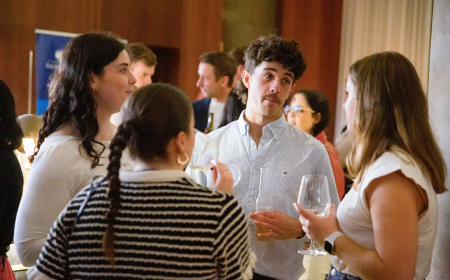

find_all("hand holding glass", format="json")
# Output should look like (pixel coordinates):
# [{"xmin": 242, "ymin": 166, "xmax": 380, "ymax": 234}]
[
  {"xmin": 189, "ymin": 129, "xmax": 241, "ymax": 187},
  {"xmin": 297, "ymin": 175, "xmax": 331, "ymax": 256}
]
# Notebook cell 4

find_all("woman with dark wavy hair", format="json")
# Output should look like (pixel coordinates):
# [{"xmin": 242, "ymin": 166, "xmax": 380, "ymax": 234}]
[
  {"xmin": 0, "ymin": 79, "xmax": 23, "ymax": 280},
  {"xmin": 15, "ymin": 32, "xmax": 136, "ymax": 267},
  {"xmin": 27, "ymin": 83, "xmax": 254, "ymax": 280}
]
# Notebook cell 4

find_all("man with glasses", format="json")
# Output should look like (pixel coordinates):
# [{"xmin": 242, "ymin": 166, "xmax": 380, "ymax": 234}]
[{"xmin": 188, "ymin": 35, "xmax": 340, "ymax": 280}]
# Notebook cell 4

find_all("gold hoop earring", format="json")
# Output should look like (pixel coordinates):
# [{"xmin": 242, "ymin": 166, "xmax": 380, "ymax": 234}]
[
  {"xmin": 93, "ymin": 88, "xmax": 97, "ymax": 92},
  {"xmin": 177, "ymin": 152, "xmax": 190, "ymax": 166}
]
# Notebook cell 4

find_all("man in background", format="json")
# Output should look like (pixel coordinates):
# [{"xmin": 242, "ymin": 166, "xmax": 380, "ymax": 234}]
[
  {"xmin": 111, "ymin": 43, "xmax": 157, "ymax": 126},
  {"xmin": 126, "ymin": 43, "xmax": 157, "ymax": 88},
  {"xmin": 227, "ymin": 47, "xmax": 246, "ymax": 87},
  {"xmin": 193, "ymin": 52, "xmax": 236, "ymax": 132},
  {"xmin": 218, "ymin": 47, "xmax": 247, "ymax": 128}
]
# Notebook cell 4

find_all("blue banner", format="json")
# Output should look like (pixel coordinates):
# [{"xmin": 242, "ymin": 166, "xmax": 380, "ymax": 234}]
[{"xmin": 35, "ymin": 29, "xmax": 78, "ymax": 115}]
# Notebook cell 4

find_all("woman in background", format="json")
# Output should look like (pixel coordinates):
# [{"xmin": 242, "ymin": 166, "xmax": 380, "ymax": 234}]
[
  {"xmin": 27, "ymin": 83, "xmax": 254, "ymax": 280},
  {"xmin": 15, "ymin": 32, "xmax": 136, "ymax": 266},
  {"xmin": 295, "ymin": 52, "xmax": 447, "ymax": 280},
  {"xmin": 0, "ymin": 79, "xmax": 24, "ymax": 280},
  {"xmin": 285, "ymin": 89, "xmax": 345, "ymax": 200}
]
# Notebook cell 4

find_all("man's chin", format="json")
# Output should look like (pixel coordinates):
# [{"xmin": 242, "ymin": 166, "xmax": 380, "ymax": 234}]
[{"xmin": 261, "ymin": 108, "xmax": 283, "ymax": 119}]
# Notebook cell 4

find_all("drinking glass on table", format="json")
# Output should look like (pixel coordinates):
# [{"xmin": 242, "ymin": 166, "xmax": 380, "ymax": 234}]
[
  {"xmin": 188, "ymin": 129, "xmax": 241, "ymax": 187},
  {"xmin": 297, "ymin": 175, "xmax": 331, "ymax": 256}
]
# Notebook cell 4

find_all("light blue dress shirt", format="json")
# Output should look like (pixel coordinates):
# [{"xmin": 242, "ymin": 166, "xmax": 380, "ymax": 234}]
[{"xmin": 187, "ymin": 111, "xmax": 340, "ymax": 280}]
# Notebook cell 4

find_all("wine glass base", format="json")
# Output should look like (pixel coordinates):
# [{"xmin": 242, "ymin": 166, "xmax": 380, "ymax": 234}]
[{"xmin": 298, "ymin": 249, "xmax": 328, "ymax": 256}]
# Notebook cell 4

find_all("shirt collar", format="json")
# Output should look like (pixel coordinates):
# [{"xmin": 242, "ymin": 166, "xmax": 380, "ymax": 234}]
[
  {"xmin": 237, "ymin": 110, "xmax": 287, "ymax": 140},
  {"xmin": 119, "ymin": 169, "xmax": 191, "ymax": 182},
  {"xmin": 237, "ymin": 110, "xmax": 249, "ymax": 136}
]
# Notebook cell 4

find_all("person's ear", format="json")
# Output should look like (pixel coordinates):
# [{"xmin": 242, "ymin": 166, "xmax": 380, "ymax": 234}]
[
  {"xmin": 220, "ymin": 76, "xmax": 229, "ymax": 88},
  {"xmin": 242, "ymin": 70, "xmax": 251, "ymax": 89},
  {"xmin": 237, "ymin": 64, "xmax": 245, "ymax": 77},
  {"xmin": 313, "ymin": 112, "xmax": 321, "ymax": 125},
  {"xmin": 174, "ymin": 131, "xmax": 187, "ymax": 153},
  {"xmin": 90, "ymin": 72, "xmax": 98, "ymax": 92}
]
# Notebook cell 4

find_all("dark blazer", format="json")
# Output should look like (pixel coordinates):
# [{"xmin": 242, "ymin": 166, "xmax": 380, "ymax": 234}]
[{"xmin": 193, "ymin": 98, "xmax": 211, "ymax": 131}]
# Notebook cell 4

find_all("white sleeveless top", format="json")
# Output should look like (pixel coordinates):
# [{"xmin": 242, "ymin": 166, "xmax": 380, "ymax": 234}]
[{"xmin": 332, "ymin": 151, "xmax": 438, "ymax": 280}]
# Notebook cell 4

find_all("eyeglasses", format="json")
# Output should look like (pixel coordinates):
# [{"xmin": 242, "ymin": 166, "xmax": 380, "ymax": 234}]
[{"xmin": 284, "ymin": 105, "xmax": 315, "ymax": 115}]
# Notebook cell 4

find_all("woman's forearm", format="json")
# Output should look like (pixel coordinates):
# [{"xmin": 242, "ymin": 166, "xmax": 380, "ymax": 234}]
[{"xmin": 334, "ymin": 235, "xmax": 414, "ymax": 280}]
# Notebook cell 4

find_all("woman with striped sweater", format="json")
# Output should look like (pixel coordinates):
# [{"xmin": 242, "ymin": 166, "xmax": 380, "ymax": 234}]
[{"xmin": 27, "ymin": 83, "xmax": 254, "ymax": 280}]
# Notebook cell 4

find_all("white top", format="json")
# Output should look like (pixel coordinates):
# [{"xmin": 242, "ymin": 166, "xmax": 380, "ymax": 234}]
[
  {"xmin": 209, "ymin": 99, "xmax": 225, "ymax": 130},
  {"xmin": 110, "ymin": 112, "xmax": 123, "ymax": 126},
  {"xmin": 187, "ymin": 112, "xmax": 339, "ymax": 280},
  {"xmin": 332, "ymin": 151, "xmax": 438, "ymax": 280},
  {"xmin": 14, "ymin": 135, "xmax": 134, "ymax": 267}
]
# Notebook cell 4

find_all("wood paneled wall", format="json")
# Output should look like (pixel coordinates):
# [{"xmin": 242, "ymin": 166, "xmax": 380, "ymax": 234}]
[
  {"xmin": 1, "ymin": 0, "xmax": 341, "ymax": 139},
  {"xmin": 277, "ymin": 0, "xmax": 343, "ymax": 141},
  {"xmin": 0, "ymin": 0, "xmax": 223, "ymax": 115}
]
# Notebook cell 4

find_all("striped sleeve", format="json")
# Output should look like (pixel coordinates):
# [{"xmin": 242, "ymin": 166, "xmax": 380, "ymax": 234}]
[{"xmin": 213, "ymin": 193, "xmax": 251, "ymax": 280}]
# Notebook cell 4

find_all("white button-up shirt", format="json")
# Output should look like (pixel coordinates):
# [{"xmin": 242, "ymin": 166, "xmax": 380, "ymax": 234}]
[{"xmin": 187, "ymin": 111, "xmax": 340, "ymax": 280}]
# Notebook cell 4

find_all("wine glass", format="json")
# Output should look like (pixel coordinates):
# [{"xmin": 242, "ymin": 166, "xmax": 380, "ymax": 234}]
[
  {"xmin": 297, "ymin": 174, "xmax": 331, "ymax": 256},
  {"xmin": 189, "ymin": 129, "xmax": 241, "ymax": 187}
]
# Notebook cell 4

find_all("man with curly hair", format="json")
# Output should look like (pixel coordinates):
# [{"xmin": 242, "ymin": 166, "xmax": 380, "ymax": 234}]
[{"xmin": 188, "ymin": 35, "xmax": 340, "ymax": 280}]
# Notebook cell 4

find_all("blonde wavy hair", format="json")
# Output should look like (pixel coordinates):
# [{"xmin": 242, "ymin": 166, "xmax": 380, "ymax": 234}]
[{"xmin": 346, "ymin": 52, "xmax": 447, "ymax": 194}]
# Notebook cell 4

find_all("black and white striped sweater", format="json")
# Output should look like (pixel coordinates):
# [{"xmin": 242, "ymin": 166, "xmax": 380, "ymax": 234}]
[{"xmin": 28, "ymin": 170, "xmax": 251, "ymax": 280}]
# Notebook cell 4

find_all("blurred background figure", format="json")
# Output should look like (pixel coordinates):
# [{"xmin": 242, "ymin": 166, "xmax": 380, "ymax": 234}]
[
  {"xmin": 219, "ymin": 47, "xmax": 247, "ymax": 128},
  {"xmin": 127, "ymin": 42, "xmax": 157, "ymax": 88},
  {"xmin": 14, "ymin": 32, "xmax": 136, "ymax": 267},
  {"xmin": 0, "ymin": 79, "xmax": 24, "ymax": 280},
  {"xmin": 27, "ymin": 83, "xmax": 254, "ymax": 280},
  {"xmin": 194, "ymin": 52, "xmax": 236, "ymax": 132},
  {"xmin": 111, "ymin": 42, "xmax": 157, "ymax": 126},
  {"xmin": 227, "ymin": 47, "xmax": 245, "ymax": 88},
  {"xmin": 286, "ymin": 89, "xmax": 345, "ymax": 200}
]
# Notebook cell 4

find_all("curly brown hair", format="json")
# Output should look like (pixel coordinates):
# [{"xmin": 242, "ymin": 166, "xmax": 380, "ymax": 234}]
[{"xmin": 29, "ymin": 32, "xmax": 125, "ymax": 168}]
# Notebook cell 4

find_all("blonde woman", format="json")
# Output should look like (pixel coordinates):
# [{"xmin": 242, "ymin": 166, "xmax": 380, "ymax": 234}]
[{"xmin": 295, "ymin": 52, "xmax": 447, "ymax": 280}]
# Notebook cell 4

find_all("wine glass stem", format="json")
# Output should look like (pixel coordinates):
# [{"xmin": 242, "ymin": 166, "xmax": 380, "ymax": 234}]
[{"xmin": 310, "ymin": 240, "xmax": 316, "ymax": 255}]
